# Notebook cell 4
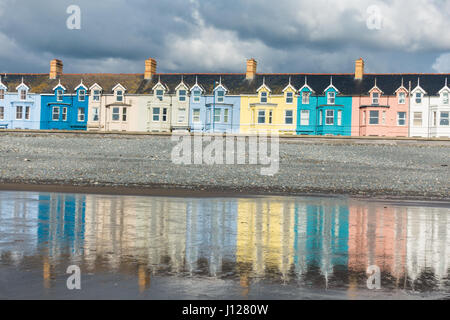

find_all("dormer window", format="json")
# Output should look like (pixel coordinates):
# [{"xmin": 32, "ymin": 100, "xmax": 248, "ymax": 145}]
[
  {"xmin": 415, "ymin": 92, "xmax": 422, "ymax": 104},
  {"xmin": 442, "ymin": 92, "xmax": 449, "ymax": 105},
  {"xmin": 93, "ymin": 90, "xmax": 100, "ymax": 101},
  {"xmin": 179, "ymin": 90, "xmax": 186, "ymax": 102},
  {"xmin": 327, "ymin": 91, "xmax": 335, "ymax": 105},
  {"xmin": 302, "ymin": 92, "xmax": 310, "ymax": 104},
  {"xmin": 286, "ymin": 92, "xmax": 293, "ymax": 104},
  {"xmin": 217, "ymin": 91, "xmax": 224, "ymax": 103},
  {"xmin": 56, "ymin": 90, "xmax": 63, "ymax": 101},
  {"xmin": 372, "ymin": 92, "xmax": 379, "ymax": 105},
  {"xmin": 193, "ymin": 90, "xmax": 201, "ymax": 103},
  {"xmin": 20, "ymin": 90, "xmax": 27, "ymax": 100},
  {"xmin": 0, "ymin": 89, "xmax": 4, "ymax": 100},
  {"xmin": 79, "ymin": 90, "xmax": 86, "ymax": 102},
  {"xmin": 156, "ymin": 89, "xmax": 164, "ymax": 101},
  {"xmin": 398, "ymin": 92, "xmax": 406, "ymax": 104},
  {"xmin": 116, "ymin": 90, "xmax": 123, "ymax": 102},
  {"xmin": 260, "ymin": 92, "xmax": 268, "ymax": 103}
]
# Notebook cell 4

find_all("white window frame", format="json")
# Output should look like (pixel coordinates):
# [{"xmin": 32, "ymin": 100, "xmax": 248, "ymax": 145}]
[
  {"xmin": 16, "ymin": 106, "xmax": 23, "ymax": 119},
  {"xmin": 260, "ymin": 92, "xmax": 268, "ymax": 103},
  {"xmin": 442, "ymin": 92, "xmax": 449, "ymax": 105},
  {"xmin": 286, "ymin": 92, "xmax": 293, "ymax": 104},
  {"xmin": 369, "ymin": 110, "xmax": 379, "ymax": 125},
  {"xmin": 325, "ymin": 109, "xmax": 334, "ymax": 125},
  {"xmin": 327, "ymin": 92, "xmax": 335, "ymax": 105},
  {"xmin": 112, "ymin": 107, "xmax": 120, "ymax": 121},
  {"xmin": 78, "ymin": 108, "xmax": 85, "ymax": 122},
  {"xmin": 193, "ymin": 109, "xmax": 201, "ymax": 123},
  {"xmin": 79, "ymin": 90, "xmax": 86, "ymax": 102},
  {"xmin": 179, "ymin": 90, "xmax": 186, "ymax": 102},
  {"xmin": 214, "ymin": 109, "xmax": 221, "ymax": 122},
  {"xmin": 440, "ymin": 111, "xmax": 449, "ymax": 126},
  {"xmin": 382, "ymin": 111, "xmax": 386, "ymax": 124},
  {"xmin": 152, "ymin": 107, "xmax": 160, "ymax": 122},
  {"xmin": 415, "ymin": 92, "xmax": 422, "ymax": 104},
  {"xmin": 397, "ymin": 112, "xmax": 406, "ymax": 126},
  {"xmin": 268, "ymin": 110, "xmax": 273, "ymax": 124},
  {"xmin": 193, "ymin": 90, "xmax": 201, "ymax": 103},
  {"xmin": 62, "ymin": 107, "xmax": 67, "ymax": 121},
  {"xmin": 257, "ymin": 110, "xmax": 266, "ymax": 124},
  {"xmin": 20, "ymin": 90, "xmax": 27, "ymax": 100},
  {"xmin": 116, "ymin": 90, "xmax": 123, "ymax": 102},
  {"xmin": 52, "ymin": 106, "xmax": 59, "ymax": 121},
  {"xmin": 413, "ymin": 112, "xmax": 422, "ymax": 126},
  {"xmin": 337, "ymin": 110, "xmax": 342, "ymax": 126},
  {"xmin": 122, "ymin": 107, "xmax": 127, "ymax": 122},
  {"xmin": 92, "ymin": 107, "xmax": 99, "ymax": 121},
  {"xmin": 319, "ymin": 110, "xmax": 323, "ymax": 125},
  {"xmin": 372, "ymin": 92, "xmax": 379, "ymax": 105},
  {"xmin": 285, "ymin": 110, "xmax": 293, "ymax": 124},
  {"xmin": 25, "ymin": 106, "xmax": 30, "ymax": 120},
  {"xmin": 156, "ymin": 89, "xmax": 164, "ymax": 101},
  {"xmin": 302, "ymin": 92, "xmax": 310, "ymax": 104},
  {"xmin": 300, "ymin": 110, "xmax": 309, "ymax": 126},
  {"xmin": 93, "ymin": 90, "xmax": 100, "ymax": 102},
  {"xmin": 398, "ymin": 92, "xmax": 406, "ymax": 104},
  {"xmin": 217, "ymin": 91, "xmax": 224, "ymax": 103},
  {"xmin": 56, "ymin": 90, "xmax": 63, "ymax": 102},
  {"xmin": 223, "ymin": 108, "xmax": 229, "ymax": 123}
]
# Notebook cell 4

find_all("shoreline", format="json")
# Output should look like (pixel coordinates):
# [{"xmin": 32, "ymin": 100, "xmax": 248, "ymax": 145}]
[{"xmin": 1, "ymin": 181, "xmax": 449, "ymax": 206}]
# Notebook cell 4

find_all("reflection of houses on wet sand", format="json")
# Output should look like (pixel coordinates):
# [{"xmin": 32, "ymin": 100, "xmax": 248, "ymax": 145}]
[
  {"xmin": 406, "ymin": 207, "xmax": 449, "ymax": 290},
  {"xmin": 237, "ymin": 199, "xmax": 296, "ymax": 281},
  {"xmin": 348, "ymin": 203, "xmax": 408, "ymax": 283},
  {"xmin": 185, "ymin": 199, "xmax": 237, "ymax": 276}
]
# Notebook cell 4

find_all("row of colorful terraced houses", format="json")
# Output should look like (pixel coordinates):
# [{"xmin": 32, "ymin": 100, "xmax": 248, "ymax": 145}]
[{"xmin": 1, "ymin": 58, "xmax": 449, "ymax": 137}]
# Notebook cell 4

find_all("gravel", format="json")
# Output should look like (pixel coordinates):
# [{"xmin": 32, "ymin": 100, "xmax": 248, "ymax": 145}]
[{"xmin": 0, "ymin": 132, "xmax": 449, "ymax": 200}]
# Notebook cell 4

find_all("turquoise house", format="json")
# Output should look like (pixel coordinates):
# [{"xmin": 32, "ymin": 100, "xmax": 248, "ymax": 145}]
[{"xmin": 297, "ymin": 76, "xmax": 353, "ymax": 136}]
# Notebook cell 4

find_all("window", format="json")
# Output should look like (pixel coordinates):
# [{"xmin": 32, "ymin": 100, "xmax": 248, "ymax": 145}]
[
  {"xmin": 372, "ymin": 92, "xmax": 379, "ymax": 105},
  {"xmin": 327, "ymin": 92, "xmax": 335, "ymax": 105},
  {"xmin": 382, "ymin": 111, "xmax": 386, "ymax": 124},
  {"xmin": 440, "ymin": 112, "xmax": 449, "ymax": 126},
  {"xmin": 0, "ymin": 89, "xmax": 4, "ymax": 100},
  {"xmin": 122, "ymin": 108, "xmax": 127, "ymax": 121},
  {"xmin": 369, "ymin": 110, "xmax": 379, "ymax": 124},
  {"xmin": 443, "ymin": 92, "xmax": 449, "ymax": 105},
  {"xmin": 25, "ymin": 106, "xmax": 30, "ymax": 120},
  {"xmin": 285, "ymin": 110, "xmax": 293, "ymax": 124},
  {"xmin": 415, "ymin": 92, "xmax": 422, "ymax": 104},
  {"xmin": 398, "ymin": 92, "xmax": 406, "ymax": 104},
  {"xmin": 258, "ymin": 110, "xmax": 265, "ymax": 124},
  {"xmin": 93, "ymin": 90, "xmax": 100, "ymax": 101},
  {"xmin": 260, "ymin": 92, "xmax": 267, "ymax": 103},
  {"xmin": 300, "ymin": 110, "xmax": 309, "ymax": 126},
  {"xmin": 178, "ymin": 108, "xmax": 186, "ymax": 122},
  {"xmin": 193, "ymin": 109, "xmax": 200, "ymax": 123},
  {"xmin": 16, "ymin": 106, "xmax": 23, "ymax": 119},
  {"xmin": 268, "ymin": 110, "xmax": 273, "ymax": 124},
  {"xmin": 92, "ymin": 107, "xmax": 99, "ymax": 121},
  {"xmin": 302, "ymin": 92, "xmax": 310, "ymax": 104},
  {"xmin": 62, "ymin": 107, "xmax": 67, "ymax": 121},
  {"xmin": 179, "ymin": 90, "xmax": 186, "ymax": 102},
  {"xmin": 79, "ymin": 90, "xmax": 86, "ymax": 102},
  {"xmin": 56, "ymin": 90, "xmax": 63, "ymax": 102},
  {"xmin": 20, "ymin": 90, "xmax": 26, "ymax": 100},
  {"xmin": 286, "ymin": 92, "xmax": 293, "ymax": 104},
  {"xmin": 413, "ymin": 112, "xmax": 422, "ymax": 126},
  {"xmin": 78, "ymin": 108, "xmax": 85, "ymax": 122},
  {"xmin": 397, "ymin": 112, "xmax": 406, "ymax": 126},
  {"xmin": 433, "ymin": 111, "xmax": 437, "ymax": 126},
  {"xmin": 152, "ymin": 107, "xmax": 160, "ymax": 121},
  {"xmin": 224, "ymin": 109, "xmax": 229, "ymax": 123},
  {"xmin": 112, "ymin": 107, "xmax": 120, "ymax": 121},
  {"xmin": 325, "ymin": 110, "xmax": 334, "ymax": 125},
  {"xmin": 337, "ymin": 110, "xmax": 342, "ymax": 126},
  {"xmin": 156, "ymin": 90, "xmax": 164, "ymax": 101},
  {"xmin": 162, "ymin": 108, "xmax": 168, "ymax": 122},
  {"xmin": 217, "ymin": 91, "xmax": 224, "ymax": 103},
  {"xmin": 116, "ymin": 90, "xmax": 123, "ymax": 102},
  {"xmin": 363, "ymin": 111, "xmax": 366, "ymax": 124},
  {"xmin": 52, "ymin": 107, "xmax": 59, "ymax": 121},
  {"xmin": 214, "ymin": 109, "xmax": 221, "ymax": 122},
  {"xmin": 319, "ymin": 110, "xmax": 323, "ymax": 125},
  {"xmin": 193, "ymin": 90, "xmax": 201, "ymax": 102},
  {"xmin": 0, "ymin": 107, "xmax": 3, "ymax": 119}
]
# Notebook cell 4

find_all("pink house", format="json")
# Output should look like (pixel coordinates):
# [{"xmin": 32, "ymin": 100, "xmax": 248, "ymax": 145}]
[{"xmin": 352, "ymin": 78, "xmax": 409, "ymax": 137}]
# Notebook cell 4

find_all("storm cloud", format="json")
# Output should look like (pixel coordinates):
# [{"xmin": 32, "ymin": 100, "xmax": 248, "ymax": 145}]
[{"xmin": 0, "ymin": 0, "xmax": 449, "ymax": 74}]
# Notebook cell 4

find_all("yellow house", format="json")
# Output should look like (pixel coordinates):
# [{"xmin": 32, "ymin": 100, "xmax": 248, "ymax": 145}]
[{"xmin": 240, "ymin": 77, "xmax": 297, "ymax": 134}]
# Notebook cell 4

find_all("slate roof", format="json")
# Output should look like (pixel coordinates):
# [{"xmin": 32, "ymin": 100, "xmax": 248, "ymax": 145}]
[{"xmin": 0, "ymin": 73, "xmax": 449, "ymax": 96}]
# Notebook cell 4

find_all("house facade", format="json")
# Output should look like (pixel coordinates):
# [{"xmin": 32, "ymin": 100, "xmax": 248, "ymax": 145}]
[
  {"xmin": 41, "ymin": 80, "xmax": 89, "ymax": 130},
  {"xmin": 0, "ymin": 77, "xmax": 41, "ymax": 130}
]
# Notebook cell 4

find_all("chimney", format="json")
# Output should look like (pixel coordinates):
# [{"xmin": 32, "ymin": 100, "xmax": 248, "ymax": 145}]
[
  {"xmin": 50, "ymin": 59, "xmax": 63, "ymax": 79},
  {"xmin": 246, "ymin": 58, "xmax": 257, "ymax": 80},
  {"xmin": 355, "ymin": 58, "xmax": 364, "ymax": 80},
  {"xmin": 145, "ymin": 58, "xmax": 157, "ymax": 80}
]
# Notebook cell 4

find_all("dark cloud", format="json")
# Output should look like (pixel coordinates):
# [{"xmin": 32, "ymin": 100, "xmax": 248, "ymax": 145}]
[{"xmin": 0, "ymin": 0, "xmax": 449, "ymax": 74}]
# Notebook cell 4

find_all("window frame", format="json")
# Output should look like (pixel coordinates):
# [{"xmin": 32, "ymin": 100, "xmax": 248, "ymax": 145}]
[
  {"xmin": 413, "ymin": 112, "xmax": 422, "ymax": 126},
  {"xmin": 92, "ymin": 107, "xmax": 99, "ymax": 121},
  {"xmin": 372, "ymin": 92, "xmax": 379, "ymax": 105},
  {"xmin": 156, "ymin": 89, "xmax": 164, "ymax": 101},
  {"xmin": 52, "ymin": 106, "xmax": 60, "ymax": 121},
  {"xmin": 440, "ymin": 111, "xmax": 449, "ymax": 126},
  {"xmin": 286, "ymin": 92, "xmax": 293, "ymax": 104},
  {"xmin": 25, "ymin": 106, "xmax": 30, "ymax": 120},
  {"xmin": 122, "ymin": 107, "xmax": 127, "ymax": 122},
  {"xmin": 325, "ymin": 109, "xmax": 334, "ymax": 125},
  {"xmin": 116, "ymin": 90, "xmax": 123, "ymax": 102},
  {"xmin": 223, "ymin": 108, "xmax": 229, "ymax": 123},
  {"xmin": 77, "ymin": 107, "xmax": 85, "ymax": 122},
  {"xmin": 442, "ymin": 92, "xmax": 449, "ymax": 105},
  {"xmin": 300, "ymin": 110, "xmax": 309, "ymax": 126},
  {"xmin": 56, "ymin": 90, "xmax": 63, "ymax": 102},
  {"xmin": 0, "ymin": 89, "xmax": 4, "ymax": 100},
  {"xmin": 20, "ymin": 90, "xmax": 27, "ymax": 100},
  {"xmin": 398, "ymin": 92, "xmax": 406, "ymax": 104},
  {"xmin": 302, "ymin": 92, "xmax": 310, "ymax": 104},
  {"xmin": 79, "ymin": 90, "xmax": 86, "ymax": 102},
  {"xmin": 217, "ymin": 90, "xmax": 224, "ymax": 103},
  {"xmin": 0, "ymin": 106, "xmax": 4, "ymax": 120},
  {"xmin": 327, "ymin": 91, "xmax": 336, "ymax": 105},
  {"xmin": 397, "ymin": 112, "xmax": 406, "ymax": 126},
  {"xmin": 214, "ymin": 108, "xmax": 221, "ymax": 123},
  {"xmin": 16, "ymin": 106, "xmax": 23, "ymax": 119},
  {"xmin": 93, "ymin": 90, "xmax": 100, "ymax": 102},
  {"xmin": 369, "ymin": 110, "xmax": 379, "ymax": 125},
  {"xmin": 193, "ymin": 109, "xmax": 201, "ymax": 123},
  {"xmin": 337, "ymin": 110, "xmax": 342, "ymax": 126},
  {"xmin": 415, "ymin": 92, "xmax": 422, "ymax": 104},
  {"xmin": 260, "ymin": 91, "xmax": 268, "ymax": 103},
  {"xmin": 152, "ymin": 107, "xmax": 160, "ymax": 122},
  {"xmin": 62, "ymin": 107, "xmax": 67, "ymax": 121},
  {"xmin": 257, "ymin": 110, "xmax": 266, "ymax": 124},
  {"xmin": 179, "ymin": 90, "xmax": 186, "ymax": 102},
  {"xmin": 285, "ymin": 109, "xmax": 293, "ymax": 124},
  {"xmin": 112, "ymin": 107, "xmax": 120, "ymax": 121},
  {"xmin": 193, "ymin": 90, "xmax": 201, "ymax": 103}
]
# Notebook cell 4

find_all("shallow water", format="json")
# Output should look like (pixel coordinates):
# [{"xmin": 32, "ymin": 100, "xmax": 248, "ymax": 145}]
[{"xmin": 0, "ymin": 191, "xmax": 448, "ymax": 300}]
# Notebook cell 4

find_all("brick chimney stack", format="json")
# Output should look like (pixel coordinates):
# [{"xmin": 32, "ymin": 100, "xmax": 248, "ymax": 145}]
[
  {"xmin": 355, "ymin": 58, "xmax": 364, "ymax": 80},
  {"xmin": 50, "ymin": 59, "xmax": 63, "ymax": 79},
  {"xmin": 246, "ymin": 58, "xmax": 257, "ymax": 80},
  {"xmin": 145, "ymin": 58, "xmax": 157, "ymax": 80}
]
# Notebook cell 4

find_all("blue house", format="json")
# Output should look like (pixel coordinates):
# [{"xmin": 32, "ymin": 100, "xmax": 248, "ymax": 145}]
[
  {"xmin": 0, "ymin": 77, "xmax": 41, "ymax": 130},
  {"xmin": 40, "ymin": 79, "xmax": 88, "ymax": 130},
  {"xmin": 189, "ymin": 77, "xmax": 240, "ymax": 133},
  {"xmin": 297, "ymin": 77, "xmax": 352, "ymax": 136}
]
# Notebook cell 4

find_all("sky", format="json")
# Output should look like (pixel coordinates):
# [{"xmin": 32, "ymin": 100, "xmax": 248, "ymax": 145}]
[{"xmin": 1, "ymin": 0, "xmax": 450, "ymax": 74}]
